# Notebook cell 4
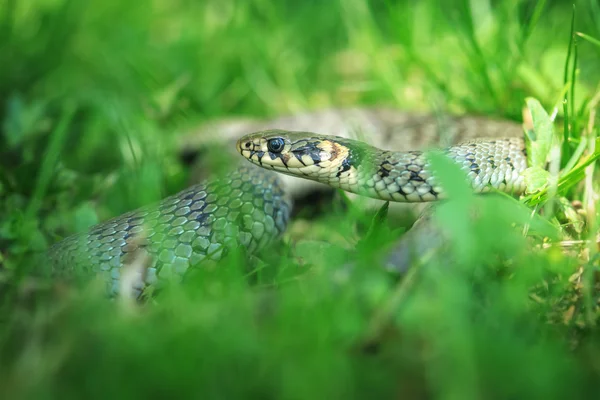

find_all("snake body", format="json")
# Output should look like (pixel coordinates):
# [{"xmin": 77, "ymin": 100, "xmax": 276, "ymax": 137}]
[
  {"xmin": 236, "ymin": 130, "xmax": 528, "ymax": 203},
  {"xmin": 47, "ymin": 109, "xmax": 529, "ymax": 296},
  {"xmin": 48, "ymin": 165, "xmax": 290, "ymax": 296}
]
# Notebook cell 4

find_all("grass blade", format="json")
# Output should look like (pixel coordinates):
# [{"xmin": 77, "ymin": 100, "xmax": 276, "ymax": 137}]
[{"xmin": 25, "ymin": 104, "xmax": 75, "ymax": 218}]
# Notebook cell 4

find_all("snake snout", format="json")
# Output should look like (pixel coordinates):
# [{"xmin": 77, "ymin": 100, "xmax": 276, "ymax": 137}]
[{"xmin": 236, "ymin": 138, "xmax": 253, "ymax": 154}]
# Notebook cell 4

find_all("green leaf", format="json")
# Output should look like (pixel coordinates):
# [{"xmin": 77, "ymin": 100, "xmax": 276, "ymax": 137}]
[
  {"xmin": 294, "ymin": 240, "xmax": 345, "ymax": 267},
  {"xmin": 428, "ymin": 151, "xmax": 472, "ymax": 202},
  {"xmin": 357, "ymin": 201, "xmax": 394, "ymax": 256},
  {"xmin": 524, "ymin": 97, "xmax": 556, "ymax": 169},
  {"xmin": 522, "ymin": 166, "xmax": 550, "ymax": 194},
  {"xmin": 522, "ymin": 140, "xmax": 600, "ymax": 206},
  {"xmin": 73, "ymin": 203, "xmax": 100, "ymax": 233},
  {"xmin": 576, "ymin": 32, "xmax": 600, "ymax": 48},
  {"xmin": 364, "ymin": 201, "xmax": 389, "ymax": 240}
]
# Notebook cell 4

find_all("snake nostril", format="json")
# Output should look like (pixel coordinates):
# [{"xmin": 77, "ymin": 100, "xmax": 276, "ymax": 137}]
[{"xmin": 245, "ymin": 142, "xmax": 251, "ymax": 148}]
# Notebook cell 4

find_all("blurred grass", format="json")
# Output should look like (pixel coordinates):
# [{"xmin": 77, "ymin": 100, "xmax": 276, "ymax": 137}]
[{"xmin": 2, "ymin": 0, "xmax": 600, "ymax": 398}]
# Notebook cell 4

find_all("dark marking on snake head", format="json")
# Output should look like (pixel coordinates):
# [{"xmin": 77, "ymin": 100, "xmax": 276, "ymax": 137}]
[
  {"xmin": 256, "ymin": 151, "xmax": 265, "ymax": 165},
  {"xmin": 336, "ymin": 158, "xmax": 352, "ymax": 177},
  {"xmin": 310, "ymin": 152, "xmax": 321, "ymax": 164},
  {"xmin": 330, "ymin": 139, "xmax": 369, "ymax": 178},
  {"xmin": 294, "ymin": 152, "xmax": 307, "ymax": 166},
  {"xmin": 281, "ymin": 153, "xmax": 295, "ymax": 167},
  {"xmin": 291, "ymin": 140, "xmax": 321, "ymax": 165},
  {"xmin": 326, "ymin": 140, "xmax": 343, "ymax": 161}
]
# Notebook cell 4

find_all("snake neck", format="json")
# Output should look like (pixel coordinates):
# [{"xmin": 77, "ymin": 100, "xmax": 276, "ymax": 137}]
[
  {"xmin": 237, "ymin": 130, "xmax": 528, "ymax": 203},
  {"xmin": 306, "ymin": 137, "xmax": 528, "ymax": 203}
]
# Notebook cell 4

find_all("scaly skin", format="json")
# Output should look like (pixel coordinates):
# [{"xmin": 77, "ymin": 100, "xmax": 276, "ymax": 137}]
[
  {"xmin": 185, "ymin": 108, "xmax": 525, "ymax": 198},
  {"xmin": 47, "ymin": 109, "xmax": 529, "ymax": 295},
  {"xmin": 47, "ymin": 166, "xmax": 291, "ymax": 296},
  {"xmin": 236, "ymin": 130, "xmax": 528, "ymax": 203}
]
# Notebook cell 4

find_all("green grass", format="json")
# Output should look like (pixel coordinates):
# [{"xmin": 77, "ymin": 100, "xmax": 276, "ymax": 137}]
[{"xmin": 2, "ymin": 0, "xmax": 600, "ymax": 398}]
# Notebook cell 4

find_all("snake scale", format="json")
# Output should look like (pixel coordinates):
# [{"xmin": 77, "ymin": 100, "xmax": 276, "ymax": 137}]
[{"xmin": 47, "ymin": 108, "xmax": 528, "ymax": 296}]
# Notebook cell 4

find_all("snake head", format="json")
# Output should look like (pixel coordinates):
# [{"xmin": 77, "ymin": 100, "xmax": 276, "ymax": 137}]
[{"xmin": 236, "ymin": 129, "xmax": 349, "ymax": 174}]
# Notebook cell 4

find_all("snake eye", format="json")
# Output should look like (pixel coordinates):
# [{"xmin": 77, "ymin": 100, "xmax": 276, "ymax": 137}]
[{"xmin": 267, "ymin": 137, "xmax": 285, "ymax": 153}]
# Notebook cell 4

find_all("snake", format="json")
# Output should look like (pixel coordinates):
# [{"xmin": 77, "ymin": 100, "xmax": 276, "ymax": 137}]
[
  {"xmin": 46, "ymin": 108, "xmax": 529, "ymax": 297},
  {"xmin": 236, "ymin": 130, "xmax": 527, "ymax": 203}
]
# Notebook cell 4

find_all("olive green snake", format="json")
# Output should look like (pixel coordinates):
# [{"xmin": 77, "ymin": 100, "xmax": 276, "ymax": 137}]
[{"xmin": 47, "ymin": 108, "xmax": 528, "ymax": 296}]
